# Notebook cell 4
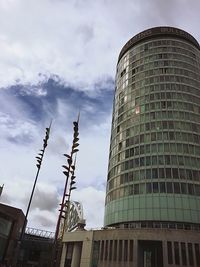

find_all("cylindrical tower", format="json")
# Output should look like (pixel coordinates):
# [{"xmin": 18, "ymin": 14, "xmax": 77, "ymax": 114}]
[{"xmin": 104, "ymin": 26, "xmax": 200, "ymax": 228}]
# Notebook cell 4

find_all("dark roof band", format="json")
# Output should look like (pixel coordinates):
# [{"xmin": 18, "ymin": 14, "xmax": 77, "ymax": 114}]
[{"xmin": 118, "ymin": 26, "xmax": 200, "ymax": 63}]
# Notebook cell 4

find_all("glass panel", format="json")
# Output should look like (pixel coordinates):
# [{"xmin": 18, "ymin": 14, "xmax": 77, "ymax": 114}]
[
  {"xmin": 166, "ymin": 182, "xmax": 173, "ymax": 193},
  {"xmin": 160, "ymin": 182, "xmax": 166, "ymax": 193},
  {"xmin": 146, "ymin": 183, "xmax": 152, "ymax": 193}
]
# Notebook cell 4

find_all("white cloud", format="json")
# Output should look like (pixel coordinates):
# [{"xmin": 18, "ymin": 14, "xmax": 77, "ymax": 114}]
[
  {"xmin": 72, "ymin": 186, "xmax": 106, "ymax": 229},
  {"xmin": 0, "ymin": 0, "xmax": 199, "ymax": 89}
]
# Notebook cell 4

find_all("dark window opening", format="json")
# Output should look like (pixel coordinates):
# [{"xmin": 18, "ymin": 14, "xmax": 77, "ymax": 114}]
[
  {"xmin": 188, "ymin": 243, "xmax": 194, "ymax": 266},
  {"xmin": 174, "ymin": 242, "xmax": 180, "ymax": 265},
  {"xmin": 181, "ymin": 243, "xmax": 187, "ymax": 266},
  {"xmin": 167, "ymin": 242, "xmax": 173, "ymax": 264}
]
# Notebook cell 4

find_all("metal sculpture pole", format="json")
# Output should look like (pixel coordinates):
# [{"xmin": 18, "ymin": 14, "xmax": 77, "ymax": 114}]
[
  {"xmin": 19, "ymin": 122, "xmax": 52, "ymax": 243},
  {"xmin": 54, "ymin": 118, "xmax": 79, "ymax": 241}
]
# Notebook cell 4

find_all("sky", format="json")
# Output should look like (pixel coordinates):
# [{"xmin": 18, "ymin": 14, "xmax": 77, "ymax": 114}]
[{"xmin": 0, "ymin": 0, "xmax": 200, "ymax": 232}]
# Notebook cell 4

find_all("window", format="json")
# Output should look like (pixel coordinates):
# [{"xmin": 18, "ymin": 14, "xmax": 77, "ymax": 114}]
[
  {"xmin": 181, "ymin": 243, "xmax": 187, "ymax": 266},
  {"xmin": 174, "ymin": 183, "xmax": 180, "ymax": 194},
  {"xmin": 165, "ymin": 155, "xmax": 171, "ymax": 165},
  {"xmin": 109, "ymin": 240, "xmax": 113, "ymax": 261},
  {"xmin": 196, "ymin": 185, "xmax": 200, "ymax": 196},
  {"xmin": 188, "ymin": 184, "xmax": 194, "ymax": 195},
  {"xmin": 129, "ymin": 240, "xmax": 134, "ymax": 261},
  {"xmin": 160, "ymin": 182, "xmax": 166, "ymax": 193},
  {"xmin": 166, "ymin": 182, "xmax": 173, "ymax": 193},
  {"xmin": 140, "ymin": 183, "xmax": 145, "ymax": 194},
  {"xmin": 174, "ymin": 242, "xmax": 180, "ymax": 265},
  {"xmin": 119, "ymin": 240, "xmax": 122, "ymax": 261},
  {"xmin": 172, "ymin": 168, "xmax": 179, "ymax": 179},
  {"xmin": 167, "ymin": 242, "xmax": 173, "ymax": 264},
  {"xmin": 124, "ymin": 240, "xmax": 128, "ymax": 261},
  {"xmin": 166, "ymin": 168, "xmax": 171, "ymax": 178},
  {"xmin": 159, "ymin": 168, "xmax": 165, "ymax": 178},
  {"xmin": 113, "ymin": 240, "xmax": 117, "ymax": 261},
  {"xmin": 105, "ymin": 240, "xmax": 108, "ymax": 260},
  {"xmin": 146, "ymin": 183, "xmax": 152, "ymax": 193},
  {"xmin": 100, "ymin": 241, "xmax": 104, "ymax": 260},
  {"xmin": 146, "ymin": 169, "xmax": 151, "ymax": 179},
  {"xmin": 151, "ymin": 168, "xmax": 158, "ymax": 178},
  {"xmin": 188, "ymin": 243, "xmax": 194, "ymax": 266},
  {"xmin": 181, "ymin": 183, "xmax": 187, "ymax": 194},
  {"xmin": 134, "ymin": 184, "xmax": 139, "ymax": 194},
  {"xmin": 146, "ymin": 156, "xmax": 151, "ymax": 166},
  {"xmin": 146, "ymin": 145, "xmax": 150, "ymax": 153},
  {"xmin": 153, "ymin": 182, "xmax": 159, "ymax": 193},
  {"xmin": 179, "ymin": 169, "xmax": 186, "ymax": 179},
  {"xmin": 158, "ymin": 155, "xmax": 164, "ymax": 165},
  {"xmin": 195, "ymin": 244, "xmax": 200, "ymax": 267}
]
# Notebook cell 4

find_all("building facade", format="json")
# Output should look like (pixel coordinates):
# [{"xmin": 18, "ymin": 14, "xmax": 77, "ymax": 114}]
[
  {"xmin": 104, "ymin": 26, "xmax": 200, "ymax": 227},
  {"xmin": 61, "ymin": 27, "xmax": 200, "ymax": 267},
  {"xmin": 18, "ymin": 228, "xmax": 54, "ymax": 267}
]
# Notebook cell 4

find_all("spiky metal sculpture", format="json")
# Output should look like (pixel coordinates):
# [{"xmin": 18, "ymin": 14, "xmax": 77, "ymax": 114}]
[
  {"xmin": 19, "ymin": 122, "xmax": 52, "ymax": 242},
  {"xmin": 54, "ymin": 118, "xmax": 80, "ymax": 241}
]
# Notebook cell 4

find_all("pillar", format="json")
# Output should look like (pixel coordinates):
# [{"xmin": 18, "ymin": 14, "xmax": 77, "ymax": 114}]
[
  {"xmin": 133, "ymin": 240, "xmax": 138, "ymax": 267},
  {"xmin": 162, "ymin": 241, "xmax": 168, "ymax": 267},
  {"xmin": 60, "ymin": 243, "xmax": 67, "ymax": 267}
]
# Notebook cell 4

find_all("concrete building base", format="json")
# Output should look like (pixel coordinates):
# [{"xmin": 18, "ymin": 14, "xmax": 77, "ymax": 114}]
[{"xmin": 61, "ymin": 227, "xmax": 200, "ymax": 267}]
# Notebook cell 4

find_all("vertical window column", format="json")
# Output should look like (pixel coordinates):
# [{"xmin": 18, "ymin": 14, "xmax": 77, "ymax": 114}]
[
  {"xmin": 118, "ymin": 240, "xmax": 123, "ymax": 261},
  {"xmin": 124, "ymin": 240, "xmax": 128, "ymax": 261},
  {"xmin": 195, "ymin": 243, "xmax": 200, "ymax": 267},
  {"xmin": 188, "ymin": 243, "xmax": 194, "ymax": 266},
  {"xmin": 167, "ymin": 241, "xmax": 173, "ymax": 265},
  {"xmin": 100, "ymin": 240, "xmax": 104, "ymax": 261},
  {"xmin": 180, "ymin": 242, "xmax": 187, "ymax": 266},
  {"xmin": 104, "ymin": 240, "xmax": 108, "ymax": 261},
  {"xmin": 174, "ymin": 242, "xmax": 180, "ymax": 265},
  {"xmin": 113, "ymin": 239, "xmax": 118, "ymax": 261},
  {"xmin": 109, "ymin": 240, "xmax": 113, "ymax": 261},
  {"xmin": 129, "ymin": 240, "xmax": 134, "ymax": 261}
]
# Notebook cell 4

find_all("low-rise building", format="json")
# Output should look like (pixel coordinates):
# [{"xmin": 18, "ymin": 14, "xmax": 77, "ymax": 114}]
[{"xmin": 0, "ymin": 203, "xmax": 26, "ymax": 266}]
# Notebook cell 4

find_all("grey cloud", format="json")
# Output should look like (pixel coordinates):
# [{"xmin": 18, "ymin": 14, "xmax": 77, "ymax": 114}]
[
  {"xmin": 33, "ymin": 214, "xmax": 55, "ymax": 228},
  {"xmin": 31, "ymin": 188, "xmax": 60, "ymax": 212},
  {"xmin": 0, "ymin": 0, "xmax": 198, "ymax": 89},
  {"xmin": 77, "ymin": 25, "xmax": 94, "ymax": 43},
  {"xmin": 146, "ymin": 0, "xmax": 177, "ymax": 23}
]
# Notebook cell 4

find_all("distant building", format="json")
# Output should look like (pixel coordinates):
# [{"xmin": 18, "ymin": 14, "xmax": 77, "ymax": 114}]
[
  {"xmin": 18, "ymin": 227, "xmax": 54, "ymax": 267},
  {"xmin": 61, "ymin": 26, "xmax": 200, "ymax": 267},
  {"xmin": 0, "ymin": 203, "xmax": 26, "ymax": 266},
  {"xmin": 0, "ymin": 202, "xmax": 55, "ymax": 267},
  {"xmin": 0, "ymin": 184, "xmax": 4, "ymax": 197}
]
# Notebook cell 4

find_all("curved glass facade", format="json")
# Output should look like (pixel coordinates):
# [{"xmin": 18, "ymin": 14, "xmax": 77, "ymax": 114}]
[{"xmin": 104, "ymin": 28, "xmax": 200, "ymax": 226}]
